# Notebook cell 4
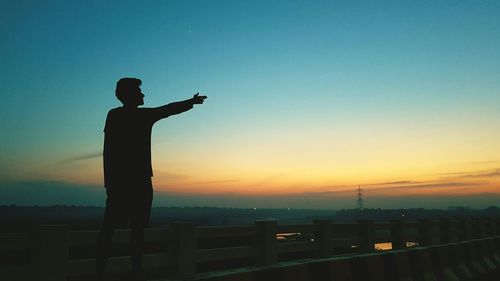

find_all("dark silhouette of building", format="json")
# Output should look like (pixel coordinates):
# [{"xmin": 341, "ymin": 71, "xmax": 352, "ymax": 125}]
[{"xmin": 96, "ymin": 78, "xmax": 206, "ymax": 281}]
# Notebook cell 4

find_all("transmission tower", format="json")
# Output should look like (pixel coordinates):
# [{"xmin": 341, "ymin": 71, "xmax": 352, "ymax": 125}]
[{"xmin": 356, "ymin": 185, "xmax": 364, "ymax": 210}]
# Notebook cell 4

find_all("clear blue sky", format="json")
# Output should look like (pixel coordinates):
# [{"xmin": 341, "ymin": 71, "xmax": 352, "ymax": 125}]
[{"xmin": 1, "ymin": 0, "xmax": 500, "ymax": 208}]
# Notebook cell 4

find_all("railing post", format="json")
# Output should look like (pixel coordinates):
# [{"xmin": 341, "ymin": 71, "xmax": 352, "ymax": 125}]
[
  {"xmin": 170, "ymin": 222, "xmax": 196, "ymax": 279},
  {"xmin": 255, "ymin": 220, "xmax": 277, "ymax": 266},
  {"xmin": 439, "ymin": 218, "xmax": 451, "ymax": 243},
  {"xmin": 357, "ymin": 220, "xmax": 374, "ymax": 252},
  {"xmin": 418, "ymin": 219, "xmax": 432, "ymax": 246},
  {"xmin": 472, "ymin": 218, "xmax": 484, "ymax": 238},
  {"xmin": 314, "ymin": 220, "xmax": 333, "ymax": 258},
  {"xmin": 390, "ymin": 219, "xmax": 405, "ymax": 250},
  {"xmin": 470, "ymin": 218, "xmax": 477, "ymax": 238},
  {"xmin": 31, "ymin": 224, "xmax": 69, "ymax": 281},
  {"xmin": 483, "ymin": 217, "xmax": 493, "ymax": 237},
  {"xmin": 494, "ymin": 217, "xmax": 500, "ymax": 236},
  {"xmin": 457, "ymin": 218, "xmax": 471, "ymax": 241}
]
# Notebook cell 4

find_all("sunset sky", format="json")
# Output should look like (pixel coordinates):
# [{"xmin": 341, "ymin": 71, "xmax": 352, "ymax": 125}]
[{"xmin": 1, "ymin": 0, "xmax": 500, "ymax": 208}]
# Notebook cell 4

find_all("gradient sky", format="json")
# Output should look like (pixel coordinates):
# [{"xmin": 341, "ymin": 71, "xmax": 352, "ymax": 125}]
[{"xmin": 1, "ymin": 0, "xmax": 500, "ymax": 208}]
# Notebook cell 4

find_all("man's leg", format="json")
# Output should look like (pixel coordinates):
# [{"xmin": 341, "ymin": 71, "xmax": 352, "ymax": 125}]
[
  {"xmin": 96, "ymin": 225, "xmax": 114, "ymax": 279},
  {"xmin": 96, "ymin": 188, "xmax": 123, "ymax": 280},
  {"xmin": 130, "ymin": 224, "xmax": 145, "ymax": 275},
  {"xmin": 129, "ymin": 179, "xmax": 153, "ymax": 279}
]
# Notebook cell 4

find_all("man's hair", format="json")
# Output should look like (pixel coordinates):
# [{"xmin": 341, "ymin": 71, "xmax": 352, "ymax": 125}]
[{"xmin": 115, "ymin": 78, "xmax": 142, "ymax": 104}]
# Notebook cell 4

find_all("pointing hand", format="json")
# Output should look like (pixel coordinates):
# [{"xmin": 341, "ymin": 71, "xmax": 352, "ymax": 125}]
[{"xmin": 192, "ymin": 93, "xmax": 207, "ymax": 104}]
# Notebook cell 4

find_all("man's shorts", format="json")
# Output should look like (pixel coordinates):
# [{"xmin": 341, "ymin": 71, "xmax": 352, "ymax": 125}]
[{"xmin": 102, "ymin": 178, "xmax": 153, "ymax": 228}]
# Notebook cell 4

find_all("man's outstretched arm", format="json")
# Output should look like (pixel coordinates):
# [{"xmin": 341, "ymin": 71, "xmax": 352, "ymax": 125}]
[{"xmin": 150, "ymin": 93, "xmax": 207, "ymax": 121}]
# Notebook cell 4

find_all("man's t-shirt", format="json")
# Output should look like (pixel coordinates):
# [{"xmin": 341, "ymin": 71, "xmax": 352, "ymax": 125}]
[{"xmin": 103, "ymin": 101, "xmax": 193, "ymax": 188}]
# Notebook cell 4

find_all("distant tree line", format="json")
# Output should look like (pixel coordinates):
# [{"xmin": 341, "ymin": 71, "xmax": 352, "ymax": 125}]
[{"xmin": 0, "ymin": 205, "xmax": 498, "ymax": 232}]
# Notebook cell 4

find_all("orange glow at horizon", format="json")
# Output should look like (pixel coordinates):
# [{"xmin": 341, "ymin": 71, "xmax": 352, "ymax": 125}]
[{"xmin": 8, "ymin": 118, "xmax": 500, "ymax": 202}]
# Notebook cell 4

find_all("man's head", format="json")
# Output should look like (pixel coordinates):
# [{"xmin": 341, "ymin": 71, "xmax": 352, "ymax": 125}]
[{"xmin": 115, "ymin": 78, "xmax": 144, "ymax": 107}]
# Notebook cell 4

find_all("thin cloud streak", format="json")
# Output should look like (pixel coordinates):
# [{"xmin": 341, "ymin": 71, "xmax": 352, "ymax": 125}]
[
  {"xmin": 291, "ymin": 181, "xmax": 493, "ymax": 199},
  {"xmin": 61, "ymin": 152, "xmax": 102, "ymax": 163},
  {"xmin": 297, "ymin": 182, "xmax": 479, "ymax": 196},
  {"xmin": 434, "ymin": 168, "xmax": 500, "ymax": 179},
  {"xmin": 365, "ymin": 181, "xmax": 488, "ymax": 192},
  {"xmin": 457, "ymin": 169, "xmax": 500, "ymax": 179},
  {"xmin": 366, "ymin": 180, "xmax": 421, "ymax": 186}
]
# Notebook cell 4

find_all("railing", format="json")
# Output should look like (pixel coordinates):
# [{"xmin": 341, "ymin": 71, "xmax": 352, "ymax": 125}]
[{"xmin": 0, "ymin": 217, "xmax": 499, "ymax": 281}]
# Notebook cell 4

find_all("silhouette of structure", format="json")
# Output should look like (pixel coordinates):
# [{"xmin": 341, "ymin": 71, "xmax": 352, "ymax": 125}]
[
  {"xmin": 356, "ymin": 185, "xmax": 364, "ymax": 210},
  {"xmin": 2, "ymin": 217, "xmax": 499, "ymax": 280},
  {"xmin": 95, "ymin": 78, "xmax": 207, "ymax": 281}
]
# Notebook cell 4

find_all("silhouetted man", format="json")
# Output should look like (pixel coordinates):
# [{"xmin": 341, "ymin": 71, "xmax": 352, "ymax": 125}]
[{"xmin": 96, "ymin": 78, "xmax": 206, "ymax": 281}]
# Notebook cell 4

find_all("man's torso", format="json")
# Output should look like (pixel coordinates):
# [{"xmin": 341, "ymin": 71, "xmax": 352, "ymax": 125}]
[{"xmin": 103, "ymin": 107, "xmax": 155, "ymax": 187}]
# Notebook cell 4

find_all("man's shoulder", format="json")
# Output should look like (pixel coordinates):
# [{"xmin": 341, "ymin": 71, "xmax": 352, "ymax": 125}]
[
  {"xmin": 107, "ymin": 107, "xmax": 122, "ymax": 115},
  {"xmin": 106, "ymin": 107, "xmax": 129, "ymax": 119}
]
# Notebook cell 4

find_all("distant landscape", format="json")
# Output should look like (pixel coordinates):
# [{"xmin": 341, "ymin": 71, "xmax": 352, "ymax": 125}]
[{"xmin": 1, "ymin": 205, "xmax": 499, "ymax": 233}]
